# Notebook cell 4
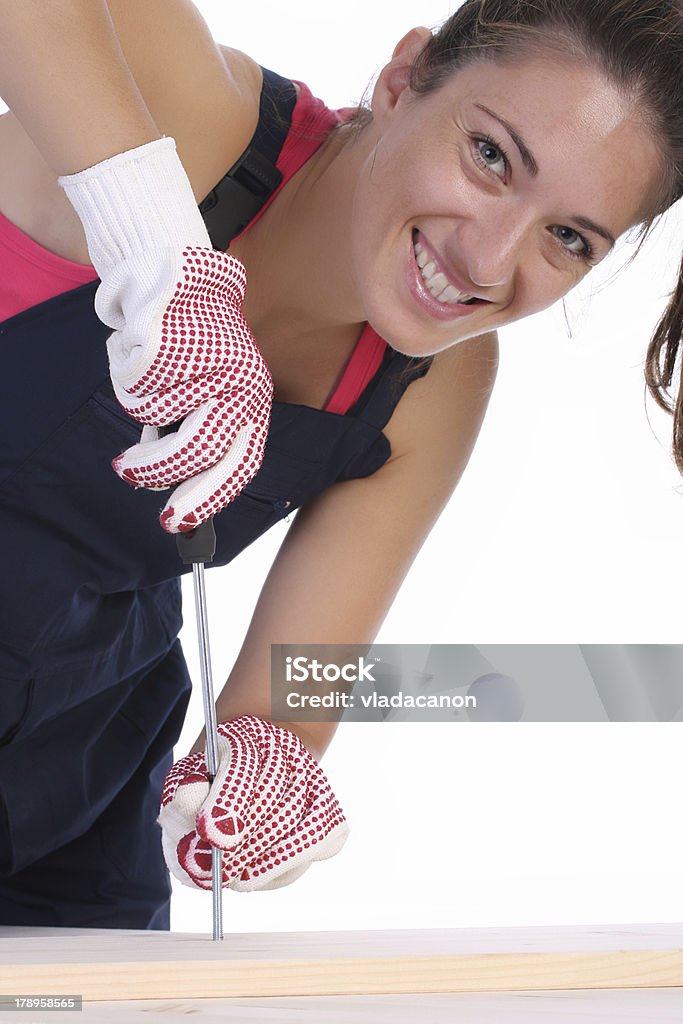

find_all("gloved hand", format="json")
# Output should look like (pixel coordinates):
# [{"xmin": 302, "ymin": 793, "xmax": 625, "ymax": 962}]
[
  {"xmin": 58, "ymin": 137, "xmax": 273, "ymax": 534},
  {"xmin": 157, "ymin": 715, "xmax": 349, "ymax": 892}
]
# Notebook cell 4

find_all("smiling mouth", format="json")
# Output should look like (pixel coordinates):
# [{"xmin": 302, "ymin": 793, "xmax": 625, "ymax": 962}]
[
  {"xmin": 412, "ymin": 230, "xmax": 484, "ymax": 304},
  {"xmin": 410, "ymin": 229, "xmax": 489, "ymax": 313}
]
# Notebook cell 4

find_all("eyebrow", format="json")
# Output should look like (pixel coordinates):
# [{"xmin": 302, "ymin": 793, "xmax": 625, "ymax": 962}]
[
  {"xmin": 474, "ymin": 102, "xmax": 617, "ymax": 250},
  {"xmin": 570, "ymin": 215, "xmax": 616, "ymax": 251},
  {"xmin": 474, "ymin": 103, "xmax": 539, "ymax": 177}
]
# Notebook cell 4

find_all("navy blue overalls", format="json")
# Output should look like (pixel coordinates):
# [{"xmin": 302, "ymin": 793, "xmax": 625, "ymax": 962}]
[{"xmin": 0, "ymin": 68, "xmax": 432, "ymax": 928}]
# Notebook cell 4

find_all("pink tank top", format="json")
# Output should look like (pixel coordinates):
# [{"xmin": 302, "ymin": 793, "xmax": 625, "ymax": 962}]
[{"xmin": 0, "ymin": 78, "xmax": 386, "ymax": 415}]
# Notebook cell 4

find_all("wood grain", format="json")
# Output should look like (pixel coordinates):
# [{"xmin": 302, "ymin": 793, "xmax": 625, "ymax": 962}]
[
  {"xmin": 5, "ymin": 990, "xmax": 683, "ymax": 1024},
  {"xmin": 0, "ymin": 924, "xmax": 682, "ymax": 1001}
]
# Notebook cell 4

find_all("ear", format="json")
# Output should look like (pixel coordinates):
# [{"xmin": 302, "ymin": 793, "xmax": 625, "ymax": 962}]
[{"xmin": 371, "ymin": 26, "xmax": 433, "ymax": 123}]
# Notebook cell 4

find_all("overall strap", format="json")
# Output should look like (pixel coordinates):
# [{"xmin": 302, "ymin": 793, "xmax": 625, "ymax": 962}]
[
  {"xmin": 198, "ymin": 67, "xmax": 298, "ymax": 250},
  {"xmin": 345, "ymin": 346, "xmax": 434, "ymax": 432}
]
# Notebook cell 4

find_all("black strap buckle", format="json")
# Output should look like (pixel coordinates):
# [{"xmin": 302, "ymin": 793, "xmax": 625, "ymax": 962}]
[{"xmin": 199, "ymin": 146, "xmax": 283, "ymax": 251}]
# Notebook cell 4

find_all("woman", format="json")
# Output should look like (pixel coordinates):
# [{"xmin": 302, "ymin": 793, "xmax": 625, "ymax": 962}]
[{"xmin": 0, "ymin": 0, "xmax": 680, "ymax": 928}]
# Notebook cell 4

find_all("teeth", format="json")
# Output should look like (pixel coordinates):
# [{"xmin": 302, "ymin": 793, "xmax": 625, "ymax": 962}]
[
  {"xmin": 413, "ymin": 238, "xmax": 473, "ymax": 304},
  {"xmin": 441, "ymin": 284, "xmax": 463, "ymax": 302},
  {"xmin": 428, "ymin": 271, "xmax": 449, "ymax": 294}
]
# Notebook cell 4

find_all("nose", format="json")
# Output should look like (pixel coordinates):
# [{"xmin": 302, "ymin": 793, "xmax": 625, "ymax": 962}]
[{"xmin": 456, "ymin": 205, "xmax": 530, "ymax": 291}]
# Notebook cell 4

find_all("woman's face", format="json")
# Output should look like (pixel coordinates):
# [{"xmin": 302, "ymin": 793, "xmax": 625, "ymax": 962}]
[{"xmin": 349, "ymin": 33, "xmax": 663, "ymax": 356}]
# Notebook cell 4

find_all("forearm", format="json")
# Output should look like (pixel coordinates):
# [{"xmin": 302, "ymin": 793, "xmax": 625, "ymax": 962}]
[
  {"xmin": 0, "ymin": 0, "xmax": 160, "ymax": 175},
  {"xmin": 187, "ymin": 641, "xmax": 343, "ymax": 763}
]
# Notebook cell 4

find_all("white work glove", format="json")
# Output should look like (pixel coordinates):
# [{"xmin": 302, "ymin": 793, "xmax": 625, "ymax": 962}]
[
  {"xmin": 58, "ymin": 137, "xmax": 272, "ymax": 534},
  {"xmin": 157, "ymin": 715, "xmax": 349, "ymax": 892}
]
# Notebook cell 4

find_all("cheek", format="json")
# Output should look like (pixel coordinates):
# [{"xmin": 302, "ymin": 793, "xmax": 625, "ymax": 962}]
[
  {"xmin": 517, "ymin": 269, "xmax": 585, "ymax": 320},
  {"xmin": 346, "ymin": 199, "xmax": 391, "ymax": 318},
  {"xmin": 348, "ymin": 165, "xmax": 409, "ymax": 278}
]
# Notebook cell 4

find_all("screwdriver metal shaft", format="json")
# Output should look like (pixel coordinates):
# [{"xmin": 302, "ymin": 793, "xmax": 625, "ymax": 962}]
[
  {"xmin": 191, "ymin": 557, "xmax": 223, "ymax": 941},
  {"xmin": 156, "ymin": 425, "xmax": 223, "ymax": 940},
  {"xmin": 175, "ymin": 517, "xmax": 223, "ymax": 941}
]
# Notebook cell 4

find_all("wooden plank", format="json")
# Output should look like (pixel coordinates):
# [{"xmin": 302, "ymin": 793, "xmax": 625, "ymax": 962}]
[
  {"xmin": 5, "ymin": 989, "xmax": 683, "ymax": 1024},
  {"xmin": 0, "ymin": 924, "xmax": 682, "ymax": 1001}
]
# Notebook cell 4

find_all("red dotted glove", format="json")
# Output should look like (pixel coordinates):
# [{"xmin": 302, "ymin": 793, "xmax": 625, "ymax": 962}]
[
  {"xmin": 107, "ymin": 246, "xmax": 272, "ymax": 534},
  {"xmin": 59, "ymin": 138, "xmax": 272, "ymax": 534},
  {"xmin": 157, "ymin": 716, "xmax": 349, "ymax": 892}
]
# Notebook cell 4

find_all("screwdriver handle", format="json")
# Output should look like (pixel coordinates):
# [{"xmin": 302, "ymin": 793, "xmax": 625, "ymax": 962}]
[{"xmin": 175, "ymin": 518, "xmax": 216, "ymax": 564}]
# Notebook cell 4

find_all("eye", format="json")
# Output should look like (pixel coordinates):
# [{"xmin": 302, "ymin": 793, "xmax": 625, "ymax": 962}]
[
  {"xmin": 472, "ymin": 135, "xmax": 509, "ymax": 180},
  {"xmin": 552, "ymin": 225, "xmax": 595, "ymax": 263},
  {"xmin": 470, "ymin": 131, "xmax": 598, "ymax": 265}
]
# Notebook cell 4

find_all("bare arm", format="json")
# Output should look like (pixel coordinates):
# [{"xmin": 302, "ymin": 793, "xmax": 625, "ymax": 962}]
[
  {"xmin": 188, "ymin": 333, "xmax": 500, "ymax": 761},
  {"xmin": 0, "ymin": 0, "xmax": 260, "ymax": 180},
  {"xmin": 0, "ymin": 0, "xmax": 163, "ymax": 174},
  {"xmin": 4, "ymin": 1, "xmax": 261, "ymax": 216},
  {"xmin": 102, "ymin": 4, "xmax": 262, "ymax": 205}
]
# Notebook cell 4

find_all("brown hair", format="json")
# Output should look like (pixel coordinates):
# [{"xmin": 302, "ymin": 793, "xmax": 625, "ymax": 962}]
[{"xmin": 340, "ymin": 0, "xmax": 683, "ymax": 470}]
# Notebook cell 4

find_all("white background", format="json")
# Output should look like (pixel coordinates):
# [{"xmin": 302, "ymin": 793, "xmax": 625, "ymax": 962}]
[{"xmin": 5, "ymin": 1, "xmax": 682, "ymax": 933}]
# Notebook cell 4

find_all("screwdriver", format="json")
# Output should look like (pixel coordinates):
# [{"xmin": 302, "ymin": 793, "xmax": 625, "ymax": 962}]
[{"xmin": 159, "ymin": 426, "xmax": 223, "ymax": 940}]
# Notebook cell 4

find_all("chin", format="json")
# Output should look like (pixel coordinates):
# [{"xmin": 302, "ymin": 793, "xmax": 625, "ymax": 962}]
[
  {"xmin": 385, "ymin": 339, "xmax": 439, "ymax": 358},
  {"xmin": 364, "ymin": 311, "xmax": 439, "ymax": 358},
  {"xmin": 365, "ymin": 294, "xmax": 479, "ymax": 358},
  {"xmin": 382, "ymin": 331, "xmax": 473, "ymax": 360}
]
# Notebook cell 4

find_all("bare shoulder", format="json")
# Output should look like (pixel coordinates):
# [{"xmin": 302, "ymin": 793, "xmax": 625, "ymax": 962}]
[
  {"xmin": 383, "ymin": 330, "xmax": 499, "ymax": 482},
  {"xmin": 105, "ymin": 1, "xmax": 263, "ymax": 201},
  {"xmin": 0, "ymin": 3, "xmax": 268, "ymax": 264},
  {"xmin": 105, "ymin": 0, "xmax": 263, "ymax": 112}
]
